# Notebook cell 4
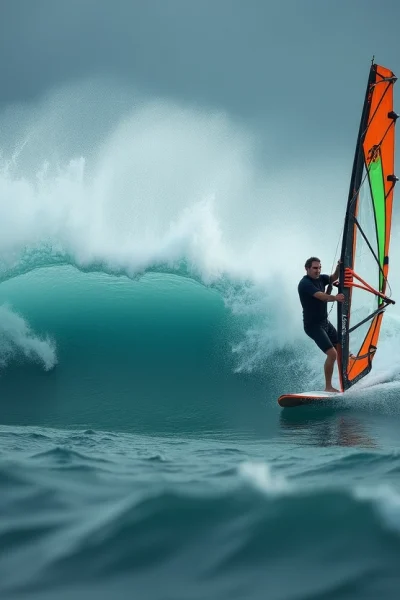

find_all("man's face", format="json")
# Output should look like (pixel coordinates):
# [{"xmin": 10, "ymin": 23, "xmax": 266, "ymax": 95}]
[{"xmin": 306, "ymin": 261, "xmax": 321, "ymax": 279}]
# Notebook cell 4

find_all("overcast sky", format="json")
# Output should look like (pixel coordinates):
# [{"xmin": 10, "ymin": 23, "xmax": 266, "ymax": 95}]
[{"xmin": 1, "ymin": 0, "xmax": 400, "ymax": 163}]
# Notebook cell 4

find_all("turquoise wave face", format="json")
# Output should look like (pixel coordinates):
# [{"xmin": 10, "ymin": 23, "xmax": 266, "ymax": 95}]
[{"xmin": 0, "ymin": 265, "xmax": 288, "ymax": 434}]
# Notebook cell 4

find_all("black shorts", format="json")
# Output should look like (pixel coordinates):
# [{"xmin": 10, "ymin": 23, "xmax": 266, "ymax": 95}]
[{"xmin": 304, "ymin": 321, "xmax": 338, "ymax": 353}]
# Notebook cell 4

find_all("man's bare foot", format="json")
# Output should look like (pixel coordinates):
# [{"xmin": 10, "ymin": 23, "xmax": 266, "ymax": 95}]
[{"xmin": 325, "ymin": 387, "xmax": 340, "ymax": 393}]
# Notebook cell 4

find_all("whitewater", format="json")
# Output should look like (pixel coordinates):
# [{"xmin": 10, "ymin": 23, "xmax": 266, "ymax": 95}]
[{"xmin": 1, "ymin": 79, "xmax": 400, "ymax": 599}]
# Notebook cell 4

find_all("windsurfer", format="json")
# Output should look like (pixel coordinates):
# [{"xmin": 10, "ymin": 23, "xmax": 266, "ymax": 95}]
[{"xmin": 298, "ymin": 257, "xmax": 345, "ymax": 392}]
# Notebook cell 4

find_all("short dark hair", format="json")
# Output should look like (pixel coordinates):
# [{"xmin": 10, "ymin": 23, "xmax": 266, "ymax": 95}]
[{"xmin": 305, "ymin": 256, "xmax": 320, "ymax": 269}]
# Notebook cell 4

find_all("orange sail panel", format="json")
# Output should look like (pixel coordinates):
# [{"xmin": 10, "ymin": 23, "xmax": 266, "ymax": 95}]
[{"xmin": 337, "ymin": 63, "xmax": 397, "ymax": 391}]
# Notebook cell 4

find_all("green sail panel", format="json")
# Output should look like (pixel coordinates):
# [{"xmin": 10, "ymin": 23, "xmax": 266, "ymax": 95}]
[{"xmin": 368, "ymin": 156, "xmax": 386, "ymax": 292}]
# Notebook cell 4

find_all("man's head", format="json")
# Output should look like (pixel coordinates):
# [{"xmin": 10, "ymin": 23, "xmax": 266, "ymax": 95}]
[{"xmin": 305, "ymin": 257, "xmax": 321, "ymax": 279}]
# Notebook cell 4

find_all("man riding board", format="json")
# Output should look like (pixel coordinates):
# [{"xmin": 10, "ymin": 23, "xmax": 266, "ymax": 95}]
[{"xmin": 298, "ymin": 257, "xmax": 345, "ymax": 392}]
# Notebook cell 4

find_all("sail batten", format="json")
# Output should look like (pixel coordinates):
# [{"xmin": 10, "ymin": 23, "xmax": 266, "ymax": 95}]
[{"xmin": 337, "ymin": 62, "xmax": 397, "ymax": 391}]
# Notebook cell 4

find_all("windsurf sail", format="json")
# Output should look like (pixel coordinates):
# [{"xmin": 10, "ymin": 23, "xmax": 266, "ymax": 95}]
[{"xmin": 337, "ymin": 60, "xmax": 398, "ymax": 391}]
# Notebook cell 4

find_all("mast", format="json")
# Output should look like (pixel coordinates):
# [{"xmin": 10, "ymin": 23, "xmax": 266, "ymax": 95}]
[{"xmin": 337, "ymin": 65, "xmax": 376, "ymax": 392}]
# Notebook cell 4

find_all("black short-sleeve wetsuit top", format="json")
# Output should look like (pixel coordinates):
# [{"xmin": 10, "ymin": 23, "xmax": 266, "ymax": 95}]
[{"xmin": 298, "ymin": 274, "xmax": 330, "ymax": 327}]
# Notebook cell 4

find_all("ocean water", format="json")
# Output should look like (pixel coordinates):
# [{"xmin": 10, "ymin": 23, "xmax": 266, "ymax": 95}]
[{"xmin": 1, "ymin": 84, "xmax": 400, "ymax": 599}]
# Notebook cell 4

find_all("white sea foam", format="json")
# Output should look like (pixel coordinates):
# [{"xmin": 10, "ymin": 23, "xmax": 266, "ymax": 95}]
[
  {"xmin": 238, "ymin": 461, "xmax": 290, "ymax": 494},
  {"xmin": 354, "ymin": 484, "xmax": 400, "ymax": 534},
  {"xmin": 0, "ymin": 304, "xmax": 57, "ymax": 371}
]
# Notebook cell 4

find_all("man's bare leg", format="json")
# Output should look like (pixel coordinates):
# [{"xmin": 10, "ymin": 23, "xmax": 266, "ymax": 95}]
[{"xmin": 324, "ymin": 347, "xmax": 339, "ymax": 392}]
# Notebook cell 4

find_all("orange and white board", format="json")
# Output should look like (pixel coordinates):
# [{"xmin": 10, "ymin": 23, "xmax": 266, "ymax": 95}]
[{"xmin": 277, "ymin": 391, "xmax": 343, "ymax": 408}]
